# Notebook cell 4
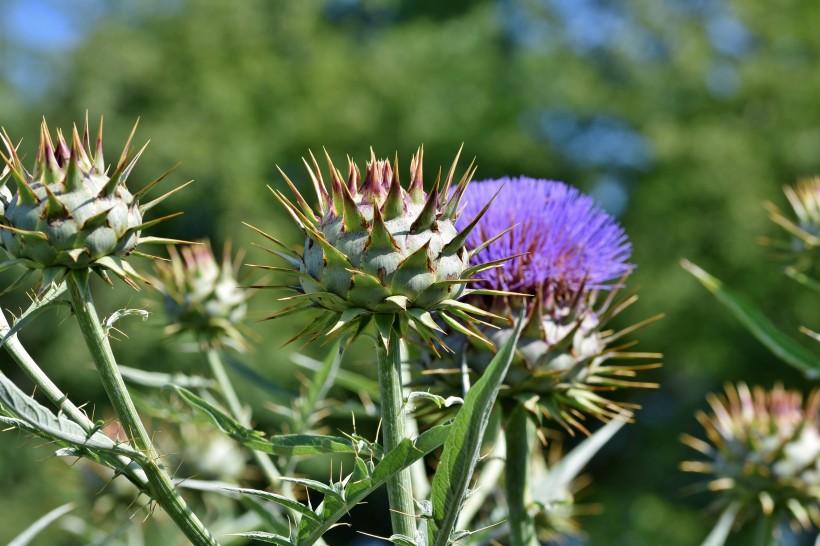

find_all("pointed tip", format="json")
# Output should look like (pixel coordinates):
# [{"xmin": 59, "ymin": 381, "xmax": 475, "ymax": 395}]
[
  {"xmin": 409, "ymin": 173, "xmax": 439, "ymax": 233},
  {"xmin": 442, "ymin": 142, "xmax": 464, "ymax": 197}
]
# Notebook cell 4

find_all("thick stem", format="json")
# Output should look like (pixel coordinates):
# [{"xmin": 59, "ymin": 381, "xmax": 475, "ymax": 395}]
[
  {"xmin": 67, "ymin": 273, "xmax": 219, "ymax": 546},
  {"xmin": 505, "ymin": 403, "xmax": 538, "ymax": 546},
  {"xmin": 206, "ymin": 347, "xmax": 281, "ymax": 483},
  {"xmin": 377, "ymin": 327, "xmax": 417, "ymax": 538}
]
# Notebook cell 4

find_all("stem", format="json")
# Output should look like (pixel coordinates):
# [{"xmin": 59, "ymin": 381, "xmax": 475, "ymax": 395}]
[
  {"xmin": 377, "ymin": 327, "xmax": 417, "ymax": 538},
  {"xmin": 67, "ymin": 273, "xmax": 219, "ymax": 546},
  {"xmin": 505, "ymin": 403, "xmax": 537, "ymax": 546},
  {"xmin": 0, "ymin": 307, "xmax": 148, "ymax": 489},
  {"xmin": 206, "ymin": 347, "xmax": 281, "ymax": 484}
]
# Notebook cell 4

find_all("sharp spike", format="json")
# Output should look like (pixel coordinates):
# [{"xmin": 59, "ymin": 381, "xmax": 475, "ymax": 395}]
[
  {"xmin": 55, "ymin": 128, "xmax": 70, "ymax": 161},
  {"xmin": 409, "ymin": 172, "xmax": 440, "ymax": 233},
  {"xmin": 82, "ymin": 111, "xmax": 91, "ymax": 151},
  {"xmin": 382, "ymin": 155, "xmax": 405, "ymax": 220},
  {"xmin": 117, "ymin": 118, "xmax": 140, "ymax": 171},
  {"xmin": 0, "ymin": 143, "xmax": 36, "ymax": 205},
  {"xmin": 441, "ymin": 143, "xmax": 463, "ymax": 198},
  {"xmin": 441, "ymin": 181, "xmax": 503, "ymax": 254},
  {"xmin": 126, "ymin": 211, "xmax": 183, "ymax": 233},
  {"xmin": 340, "ymin": 175, "xmax": 366, "ymax": 233},
  {"xmin": 132, "ymin": 163, "xmax": 181, "ymax": 200},
  {"xmin": 42, "ymin": 184, "xmax": 69, "ymax": 220},
  {"xmin": 346, "ymin": 155, "xmax": 360, "ymax": 194},
  {"xmin": 139, "ymin": 180, "xmax": 193, "ymax": 213},
  {"xmin": 365, "ymin": 205, "xmax": 399, "ymax": 253},
  {"xmin": 441, "ymin": 157, "xmax": 476, "ymax": 219},
  {"xmin": 391, "ymin": 240, "xmax": 433, "ymax": 294},
  {"xmin": 94, "ymin": 116, "xmax": 105, "ymax": 173},
  {"xmin": 324, "ymin": 148, "xmax": 345, "ymax": 217},
  {"xmin": 63, "ymin": 129, "xmax": 84, "ymax": 192},
  {"xmin": 303, "ymin": 154, "xmax": 328, "ymax": 214},
  {"xmin": 277, "ymin": 166, "xmax": 317, "ymax": 224},
  {"xmin": 409, "ymin": 146, "xmax": 424, "ymax": 204}
]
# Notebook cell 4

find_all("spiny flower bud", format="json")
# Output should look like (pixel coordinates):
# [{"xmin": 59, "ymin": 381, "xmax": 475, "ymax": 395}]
[
  {"xmin": 764, "ymin": 177, "xmax": 820, "ymax": 278},
  {"xmin": 0, "ymin": 116, "xmax": 187, "ymax": 292},
  {"xmin": 681, "ymin": 383, "xmax": 820, "ymax": 531},
  {"xmin": 425, "ymin": 178, "xmax": 661, "ymax": 433},
  {"xmin": 151, "ymin": 241, "xmax": 249, "ymax": 351},
  {"xmin": 251, "ymin": 147, "xmax": 508, "ymax": 350}
]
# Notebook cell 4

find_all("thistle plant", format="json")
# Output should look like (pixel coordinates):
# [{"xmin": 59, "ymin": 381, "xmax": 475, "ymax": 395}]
[
  {"xmin": 422, "ymin": 177, "xmax": 660, "ymax": 546},
  {"xmin": 681, "ymin": 383, "xmax": 820, "ymax": 541},
  {"xmin": 253, "ymin": 147, "xmax": 511, "ymax": 540},
  {"xmin": 0, "ymin": 118, "xmax": 218, "ymax": 546}
]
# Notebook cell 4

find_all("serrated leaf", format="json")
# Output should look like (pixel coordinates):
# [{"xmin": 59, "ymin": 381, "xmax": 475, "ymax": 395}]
[
  {"xmin": 682, "ymin": 260, "xmax": 820, "ymax": 378},
  {"xmin": 428, "ymin": 310, "xmax": 525, "ymax": 546}
]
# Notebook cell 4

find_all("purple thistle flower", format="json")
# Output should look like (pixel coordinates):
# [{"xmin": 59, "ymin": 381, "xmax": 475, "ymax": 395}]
[{"xmin": 456, "ymin": 177, "xmax": 633, "ymax": 295}]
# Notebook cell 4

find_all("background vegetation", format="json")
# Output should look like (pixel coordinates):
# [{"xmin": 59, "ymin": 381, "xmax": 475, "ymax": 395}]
[{"xmin": 0, "ymin": 0, "xmax": 817, "ymax": 544}]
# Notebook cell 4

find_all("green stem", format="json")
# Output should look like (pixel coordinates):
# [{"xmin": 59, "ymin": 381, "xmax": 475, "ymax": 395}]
[
  {"xmin": 67, "ymin": 273, "xmax": 219, "ymax": 546},
  {"xmin": 505, "ymin": 403, "xmax": 537, "ymax": 546},
  {"xmin": 206, "ymin": 347, "xmax": 281, "ymax": 484},
  {"xmin": 377, "ymin": 327, "xmax": 417, "ymax": 538}
]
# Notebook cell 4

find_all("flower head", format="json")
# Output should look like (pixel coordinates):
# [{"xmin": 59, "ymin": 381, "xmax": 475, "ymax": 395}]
[
  {"xmin": 681, "ymin": 383, "xmax": 820, "ymax": 531},
  {"xmin": 765, "ymin": 177, "xmax": 820, "ymax": 277},
  {"xmin": 424, "ymin": 177, "xmax": 659, "ymax": 432},
  {"xmin": 151, "ymin": 241, "xmax": 249, "ymax": 351},
  {"xmin": 0, "ymin": 117, "xmax": 185, "ymax": 292},
  {"xmin": 456, "ymin": 177, "xmax": 632, "ymax": 296},
  {"xmin": 253, "ymin": 147, "xmax": 504, "ymax": 351}
]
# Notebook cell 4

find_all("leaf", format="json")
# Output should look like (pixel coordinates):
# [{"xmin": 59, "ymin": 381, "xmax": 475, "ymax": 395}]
[
  {"xmin": 222, "ymin": 487, "xmax": 320, "ymax": 523},
  {"xmin": 428, "ymin": 311, "xmax": 525, "ymax": 546},
  {"xmin": 682, "ymin": 260, "xmax": 820, "ymax": 378},
  {"xmin": 0, "ymin": 368, "xmax": 141, "ymax": 462},
  {"xmin": 299, "ymin": 340, "xmax": 343, "ymax": 426},
  {"xmin": 291, "ymin": 352, "xmax": 380, "ymax": 400},
  {"xmin": 8, "ymin": 502, "xmax": 75, "ymax": 546},
  {"xmin": 700, "ymin": 502, "xmax": 741, "ymax": 546},
  {"xmin": 0, "ymin": 281, "xmax": 68, "ymax": 349},
  {"xmin": 534, "ymin": 416, "xmax": 627, "ymax": 504},
  {"xmin": 224, "ymin": 352, "xmax": 300, "ymax": 401},
  {"xmin": 170, "ymin": 385, "xmax": 372, "ymax": 457},
  {"xmin": 407, "ymin": 391, "xmax": 463, "ymax": 409},
  {"xmin": 119, "ymin": 365, "xmax": 216, "ymax": 389},
  {"xmin": 231, "ymin": 531, "xmax": 294, "ymax": 546}
]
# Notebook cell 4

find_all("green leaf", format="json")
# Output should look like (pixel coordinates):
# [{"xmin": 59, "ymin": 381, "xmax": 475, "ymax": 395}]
[
  {"xmin": 0, "ymin": 281, "xmax": 68, "ymax": 349},
  {"xmin": 231, "ymin": 531, "xmax": 294, "ymax": 546},
  {"xmin": 682, "ymin": 260, "xmax": 820, "ymax": 378},
  {"xmin": 300, "ymin": 339, "xmax": 343, "ymax": 426},
  {"xmin": 428, "ymin": 310, "xmax": 525, "ymax": 546},
  {"xmin": 222, "ymin": 487, "xmax": 320, "ymax": 523},
  {"xmin": 8, "ymin": 502, "xmax": 75, "ymax": 546},
  {"xmin": 119, "ymin": 365, "xmax": 216, "ymax": 389},
  {"xmin": 0, "ymin": 368, "xmax": 142, "ymax": 462},
  {"xmin": 170, "ymin": 385, "xmax": 374, "ymax": 457},
  {"xmin": 291, "ymin": 353, "xmax": 380, "ymax": 400}
]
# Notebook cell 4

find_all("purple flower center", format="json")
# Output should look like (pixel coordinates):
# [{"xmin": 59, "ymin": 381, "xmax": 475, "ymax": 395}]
[{"xmin": 457, "ymin": 177, "xmax": 633, "ymax": 296}]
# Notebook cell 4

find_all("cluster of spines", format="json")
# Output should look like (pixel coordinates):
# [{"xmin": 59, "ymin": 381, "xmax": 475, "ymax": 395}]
[
  {"xmin": 681, "ymin": 383, "xmax": 820, "ymax": 530},
  {"xmin": 248, "ymin": 146, "xmax": 519, "ymax": 351},
  {"xmin": 0, "ymin": 115, "xmax": 191, "ymax": 290}
]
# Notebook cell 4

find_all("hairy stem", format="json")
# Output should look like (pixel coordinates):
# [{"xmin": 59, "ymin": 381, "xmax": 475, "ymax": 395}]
[
  {"xmin": 206, "ymin": 347, "xmax": 281, "ymax": 483},
  {"xmin": 67, "ymin": 273, "xmax": 218, "ymax": 546},
  {"xmin": 505, "ymin": 403, "xmax": 537, "ymax": 546},
  {"xmin": 377, "ymin": 327, "xmax": 417, "ymax": 538}
]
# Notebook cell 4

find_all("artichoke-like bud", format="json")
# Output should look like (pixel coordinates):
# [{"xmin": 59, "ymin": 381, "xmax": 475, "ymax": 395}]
[
  {"xmin": 151, "ymin": 241, "xmax": 249, "ymax": 350},
  {"xmin": 764, "ymin": 177, "xmax": 820, "ymax": 279},
  {"xmin": 681, "ymin": 383, "xmax": 820, "ymax": 531},
  {"xmin": 0, "ymin": 117, "xmax": 186, "ymax": 291},
  {"xmin": 252, "ymin": 147, "xmax": 504, "ymax": 349},
  {"xmin": 425, "ymin": 178, "xmax": 661, "ymax": 432}
]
